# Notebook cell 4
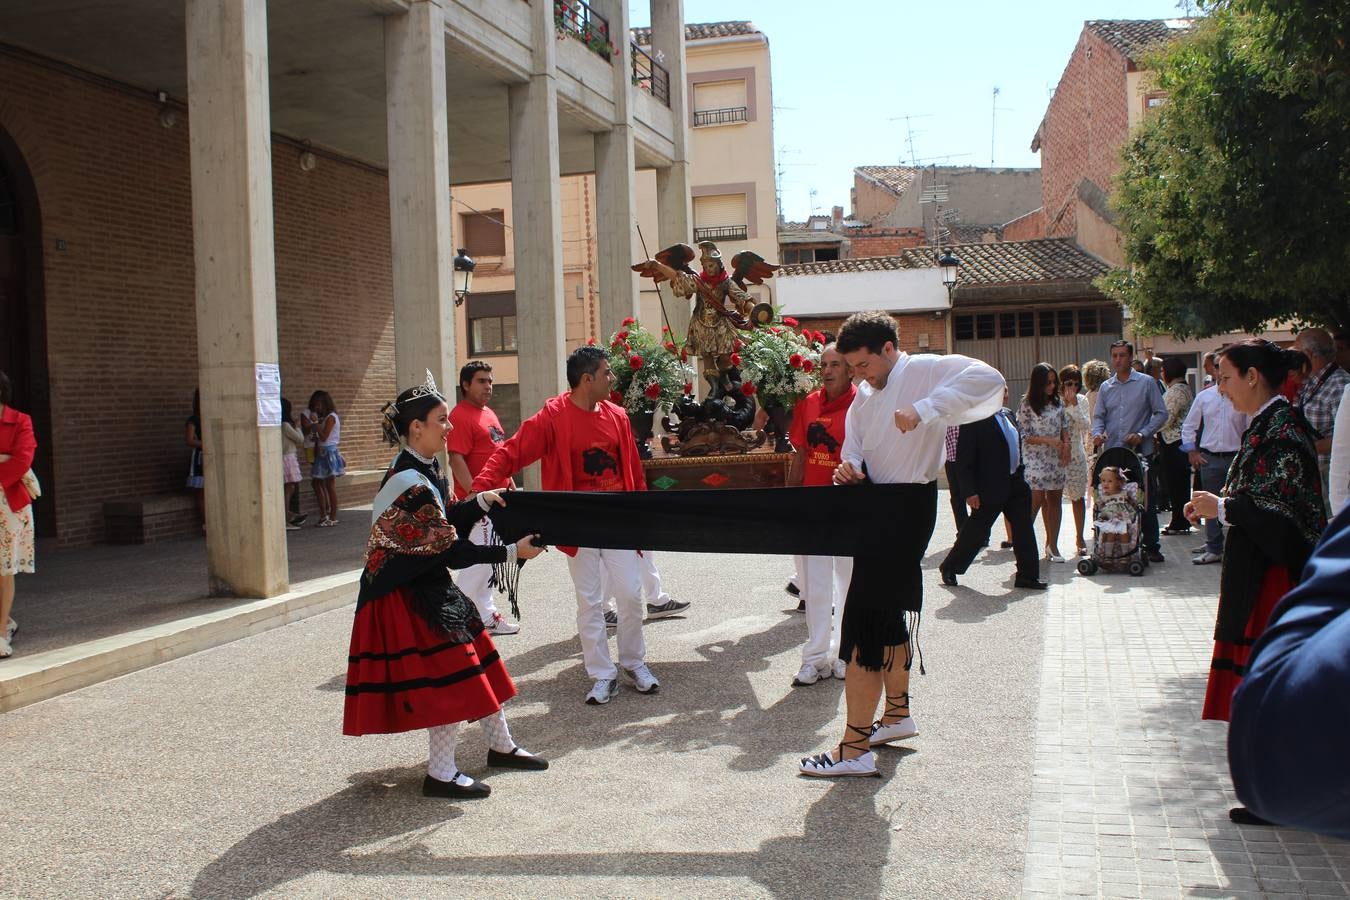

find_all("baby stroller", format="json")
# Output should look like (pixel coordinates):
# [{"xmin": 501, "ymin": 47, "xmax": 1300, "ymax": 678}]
[{"xmin": 1077, "ymin": 446, "xmax": 1150, "ymax": 577}]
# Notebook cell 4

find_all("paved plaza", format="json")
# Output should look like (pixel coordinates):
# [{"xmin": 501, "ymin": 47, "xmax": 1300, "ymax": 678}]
[{"xmin": 1, "ymin": 497, "xmax": 1346, "ymax": 898}]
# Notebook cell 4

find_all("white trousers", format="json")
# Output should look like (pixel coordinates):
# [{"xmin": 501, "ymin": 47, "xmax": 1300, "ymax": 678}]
[
  {"xmin": 793, "ymin": 553, "xmax": 851, "ymax": 670},
  {"xmin": 568, "ymin": 547, "xmax": 646, "ymax": 680},
  {"xmin": 454, "ymin": 518, "xmax": 501, "ymax": 621}
]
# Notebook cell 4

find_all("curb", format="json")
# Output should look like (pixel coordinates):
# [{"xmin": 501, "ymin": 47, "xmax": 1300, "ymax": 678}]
[{"xmin": 0, "ymin": 569, "xmax": 360, "ymax": 713}]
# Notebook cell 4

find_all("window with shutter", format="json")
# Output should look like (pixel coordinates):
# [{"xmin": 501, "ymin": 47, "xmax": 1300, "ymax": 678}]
[
  {"xmin": 693, "ymin": 80, "xmax": 748, "ymax": 126},
  {"xmin": 460, "ymin": 211, "xmax": 506, "ymax": 257},
  {"xmin": 692, "ymin": 194, "xmax": 747, "ymax": 242}
]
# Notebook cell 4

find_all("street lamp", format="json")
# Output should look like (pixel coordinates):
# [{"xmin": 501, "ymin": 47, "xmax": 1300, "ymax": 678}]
[
  {"xmin": 936, "ymin": 248, "xmax": 960, "ymax": 298},
  {"xmin": 453, "ymin": 248, "xmax": 476, "ymax": 306}
]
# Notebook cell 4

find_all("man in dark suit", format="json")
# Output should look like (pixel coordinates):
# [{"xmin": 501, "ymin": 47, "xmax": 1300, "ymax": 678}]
[{"xmin": 938, "ymin": 402, "xmax": 1046, "ymax": 590}]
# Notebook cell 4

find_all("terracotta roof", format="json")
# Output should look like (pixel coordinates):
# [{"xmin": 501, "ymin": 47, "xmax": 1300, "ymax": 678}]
[
  {"xmin": 780, "ymin": 239, "xmax": 1109, "ymax": 286},
  {"xmin": 1084, "ymin": 19, "xmax": 1196, "ymax": 63},
  {"xmin": 632, "ymin": 21, "xmax": 760, "ymax": 45},
  {"xmin": 947, "ymin": 224, "xmax": 1005, "ymax": 244},
  {"xmin": 779, "ymin": 221, "xmax": 809, "ymax": 232},
  {"xmin": 854, "ymin": 166, "xmax": 921, "ymax": 200}
]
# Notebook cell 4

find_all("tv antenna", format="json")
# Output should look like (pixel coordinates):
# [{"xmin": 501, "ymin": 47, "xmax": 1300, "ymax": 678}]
[
  {"xmin": 888, "ymin": 113, "xmax": 934, "ymax": 166},
  {"xmin": 990, "ymin": 86, "xmax": 1012, "ymax": 166}
]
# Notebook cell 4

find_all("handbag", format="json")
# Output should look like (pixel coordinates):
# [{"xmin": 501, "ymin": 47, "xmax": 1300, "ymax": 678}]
[{"xmin": 21, "ymin": 468, "xmax": 40, "ymax": 500}]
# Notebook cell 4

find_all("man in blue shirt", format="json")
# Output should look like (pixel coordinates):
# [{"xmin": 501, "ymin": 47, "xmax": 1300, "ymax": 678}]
[
  {"xmin": 1228, "ymin": 504, "xmax": 1350, "ymax": 838},
  {"xmin": 1092, "ymin": 340, "xmax": 1169, "ymax": 560}
]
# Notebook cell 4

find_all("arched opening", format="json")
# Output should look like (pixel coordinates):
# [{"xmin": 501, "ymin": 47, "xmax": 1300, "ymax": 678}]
[{"xmin": 0, "ymin": 125, "xmax": 55, "ymax": 537}]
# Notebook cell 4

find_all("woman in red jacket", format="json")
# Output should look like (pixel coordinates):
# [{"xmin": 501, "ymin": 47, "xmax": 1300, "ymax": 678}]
[{"xmin": 0, "ymin": 371, "xmax": 37, "ymax": 659}]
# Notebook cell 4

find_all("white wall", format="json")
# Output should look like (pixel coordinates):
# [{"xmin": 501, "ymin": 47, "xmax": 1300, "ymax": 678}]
[{"xmin": 776, "ymin": 268, "xmax": 951, "ymax": 317}]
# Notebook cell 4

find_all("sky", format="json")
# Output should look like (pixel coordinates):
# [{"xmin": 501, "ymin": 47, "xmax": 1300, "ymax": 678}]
[{"xmin": 630, "ymin": 0, "xmax": 1196, "ymax": 222}]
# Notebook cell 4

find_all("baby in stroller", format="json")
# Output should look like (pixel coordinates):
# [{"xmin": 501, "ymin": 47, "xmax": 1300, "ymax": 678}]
[{"xmin": 1078, "ymin": 455, "xmax": 1150, "ymax": 577}]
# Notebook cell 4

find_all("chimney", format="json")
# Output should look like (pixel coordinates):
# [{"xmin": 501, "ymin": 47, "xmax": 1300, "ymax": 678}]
[{"xmin": 831, "ymin": 206, "xmax": 843, "ymax": 228}]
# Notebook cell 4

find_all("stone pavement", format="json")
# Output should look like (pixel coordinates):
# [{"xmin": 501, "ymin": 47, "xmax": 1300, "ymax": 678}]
[{"xmin": 0, "ymin": 496, "xmax": 1345, "ymax": 898}]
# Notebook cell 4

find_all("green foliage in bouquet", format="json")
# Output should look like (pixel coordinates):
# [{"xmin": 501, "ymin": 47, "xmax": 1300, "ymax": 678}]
[
  {"xmin": 603, "ymin": 317, "xmax": 696, "ymax": 414},
  {"xmin": 735, "ymin": 316, "xmax": 827, "ymax": 409}
]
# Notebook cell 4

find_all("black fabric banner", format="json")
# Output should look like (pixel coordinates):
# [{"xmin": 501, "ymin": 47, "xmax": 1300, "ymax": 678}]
[{"xmin": 487, "ymin": 483, "xmax": 931, "ymax": 557}]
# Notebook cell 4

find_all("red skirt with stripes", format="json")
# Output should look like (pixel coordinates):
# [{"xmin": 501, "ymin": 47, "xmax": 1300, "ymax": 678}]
[
  {"xmin": 1201, "ymin": 565, "xmax": 1291, "ymax": 723},
  {"xmin": 343, "ymin": 587, "xmax": 517, "ymax": 736}
]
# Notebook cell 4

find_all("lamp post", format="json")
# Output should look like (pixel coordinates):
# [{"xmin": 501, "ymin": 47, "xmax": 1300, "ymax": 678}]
[
  {"xmin": 453, "ymin": 248, "xmax": 476, "ymax": 306},
  {"xmin": 936, "ymin": 248, "xmax": 960, "ymax": 299}
]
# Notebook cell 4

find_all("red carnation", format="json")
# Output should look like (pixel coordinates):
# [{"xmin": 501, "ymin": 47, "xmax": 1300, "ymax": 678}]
[
  {"xmin": 741, "ymin": 382, "xmax": 757, "ymax": 396},
  {"xmin": 645, "ymin": 382, "xmax": 662, "ymax": 400},
  {"xmin": 587, "ymin": 337, "xmax": 597, "ymax": 346},
  {"xmin": 682, "ymin": 382, "xmax": 693, "ymax": 395},
  {"xmin": 733, "ymin": 338, "xmax": 744, "ymax": 350},
  {"xmin": 770, "ymin": 327, "xmax": 781, "ymax": 335},
  {"xmin": 664, "ymin": 341, "xmax": 677, "ymax": 352},
  {"xmin": 783, "ymin": 316, "xmax": 799, "ymax": 327},
  {"xmin": 814, "ymin": 331, "xmax": 827, "ymax": 344},
  {"xmin": 802, "ymin": 359, "xmax": 815, "ymax": 373},
  {"xmin": 629, "ymin": 354, "xmax": 644, "ymax": 370},
  {"xmin": 729, "ymin": 352, "xmax": 742, "ymax": 367},
  {"xmin": 789, "ymin": 353, "xmax": 804, "ymax": 369},
  {"xmin": 680, "ymin": 348, "xmax": 688, "ymax": 362},
  {"xmin": 662, "ymin": 325, "xmax": 671, "ymax": 332},
  {"xmin": 622, "ymin": 316, "xmax": 636, "ymax": 326},
  {"xmin": 624, "ymin": 343, "xmax": 632, "ymax": 352},
  {"xmin": 616, "ymin": 329, "xmax": 629, "ymax": 342},
  {"xmin": 609, "ymin": 390, "xmax": 623, "ymax": 405}
]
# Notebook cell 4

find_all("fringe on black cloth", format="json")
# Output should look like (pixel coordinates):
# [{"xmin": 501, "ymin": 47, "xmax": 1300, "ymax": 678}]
[{"xmin": 487, "ymin": 525, "xmax": 525, "ymax": 621}]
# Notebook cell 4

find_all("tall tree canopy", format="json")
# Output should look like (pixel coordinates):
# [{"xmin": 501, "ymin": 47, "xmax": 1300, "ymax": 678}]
[{"xmin": 1102, "ymin": 0, "xmax": 1350, "ymax": 337}]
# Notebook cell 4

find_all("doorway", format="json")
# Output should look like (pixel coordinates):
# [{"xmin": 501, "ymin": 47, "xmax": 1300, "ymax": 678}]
[{"xmin": 0, "ymin": 125, "xmax": 55, "ymax": 537}]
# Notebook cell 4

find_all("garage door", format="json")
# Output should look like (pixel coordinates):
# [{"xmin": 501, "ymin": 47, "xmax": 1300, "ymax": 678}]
[{"xmin": 954, "ymin": 306, "xmax": 1122, "ymax": 404}]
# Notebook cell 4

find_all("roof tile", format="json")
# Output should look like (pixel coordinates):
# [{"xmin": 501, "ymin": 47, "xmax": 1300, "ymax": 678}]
[
  {"xmin": 779, "ymin": 238, "xmax": 1109, "ymax": 286},
  {"xmin": 632, "ymin": 21, "xmax": 759, "ymax": 45},
  {"xmin": 854, "ymin": 165, "xmax": 921, "ymax": 200},
  {"xmin": 1084, "ymin": 18, "xmax": 1196, "ymax": 63}
]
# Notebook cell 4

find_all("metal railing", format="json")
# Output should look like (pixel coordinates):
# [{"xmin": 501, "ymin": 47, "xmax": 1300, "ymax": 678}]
[
  {"xmin": 630, "ymin": 42, "xmax": 670, "ymax": 107},
  {"xmin": 554, "ymin": 0, "xmax": 613, "ymax": 62},
  {"xmin": 693, "ymin": 225, "xmax": 748, "ymax": 242},
  {"xmin": 693, "ymin": 106, "xmax": 748, "ymax": 127}
]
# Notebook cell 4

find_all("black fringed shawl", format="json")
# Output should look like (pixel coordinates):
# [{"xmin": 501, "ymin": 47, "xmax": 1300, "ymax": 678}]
[
  {"xmin": 488, "ymin": 483, "xmax": 930, "ymax": 558},
  {"xmin": 358, "ymin": 451, "xmax": 507, "ymax": 639}
]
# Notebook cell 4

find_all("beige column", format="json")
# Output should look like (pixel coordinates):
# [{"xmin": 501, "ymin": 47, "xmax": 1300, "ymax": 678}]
[
  {"xmin": 510, "ymin": 0, "xmax": 565, "ymax": 478},
  {"xmin": 650, "ymin": 0, "xmax": 692, "ymax": 334},
  {"xmin": 590, "ymin": 0, "xmax": 640, "ymax": 335},
  {"xmin": 386, "ymin": 0, "xmax": 456, "ymax": 392},
  {"xmin": 186, "ymin": 0, "xmax": 288, "ymax": 598}
]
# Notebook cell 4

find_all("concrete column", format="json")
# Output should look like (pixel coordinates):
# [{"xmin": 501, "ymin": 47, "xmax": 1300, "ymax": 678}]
[
  {"xmin": 591, "ymin": 0, "xmax": 640, "ymax": 335},
  {"xmin": 650, "ymin": 0, "xmax": 692, "ymax": 334},
  {"xmin": 186, "ymin": 0, "xmax": 288, "ymax": 598},
  {"xmin": 510, "ymin": 0, "xmax": 565, "ymax": 458},
  {"xmin": 385, "ymin": 0, "xmax": 456, "ymax": 392}
]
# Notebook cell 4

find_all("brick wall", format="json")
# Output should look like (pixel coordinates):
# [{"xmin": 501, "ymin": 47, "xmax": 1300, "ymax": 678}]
[
  {"xmin": 0, "ymin": 52, "xmax": 395, "ymax": 547},
  {"xmin": 848, "ymin": 230, "xmax": 928, "ymax": 258},
  {"xmin": 1039, "ymin": 29, "xmax": 1131, "ymax": 239},
  {"xmin": 799, "ymin": 313, "xmax": 947, "ymax": 355},
  {"xmin": 1002, "ymin": 207, "xmax": 1045, "ymax": 242}
]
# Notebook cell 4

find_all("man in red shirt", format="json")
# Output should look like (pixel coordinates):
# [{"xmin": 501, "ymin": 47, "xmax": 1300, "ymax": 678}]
[
  {"xmin": 447, "ymin": 361, "xmax": 519, "ymax": 636},
  {"xmin": 786, "ymin": 344, "xmax": 856, "ymax": 687},
  {"xmin": 471, "ymin": 346, "xmax": 659, "ymax": 706}
]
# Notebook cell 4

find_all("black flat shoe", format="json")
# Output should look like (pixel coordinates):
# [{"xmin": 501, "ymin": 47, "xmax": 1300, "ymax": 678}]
[
  {"xmin": 795, "ymin": 598, "xmax": 805, "ymax": 613},
  {"xmin": 1161, "ymin": 526, "xmax": 1192, "ymax": 535},
  {"xmin": 1000, "ymin": 541, "xmax": 1014, "ymax": 549},
  {"xmin": 939, "ymin": 567, "xmax": 957, "ymax": 586},
  {"xmin": 488, "ymin": 746, "xmax": 549, "ymax": 771},
  {"xmin": 1014, "ymin": 577, "xmax": 1049, "ymax": 590},
  {"xmin": 422, "ymin": 773, "xmax": 491, "ymax": 799},
  {"xmin": 1228, "ymin": 806, "xmax": 1273, "ymax": 826},
  {"xmin": 785, "ymin": 581, "xmax": 801, "ymax": 597}
]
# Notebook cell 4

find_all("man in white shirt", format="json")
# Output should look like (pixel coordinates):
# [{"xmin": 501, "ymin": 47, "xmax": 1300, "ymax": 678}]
[
  {"xmin": 798, "ymin": 311, "xmax": 1004, "ymax": 779},
  {"xmin": 1181, "ymin": 365, "xmax": 1249, "ymax": 564}
]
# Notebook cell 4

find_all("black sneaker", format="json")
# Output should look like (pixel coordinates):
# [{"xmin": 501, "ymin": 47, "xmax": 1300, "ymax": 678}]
[
  {"xmin": 785, "ymin": 581, "xmax": 801, "ymax": 597},
  {"xmin": 1145, "ymin": 549, "xmax": 1165, "ymax": 563},
  {"xmin": 646, "ymin": 598, "xmax": 690, "ymax": 619},
  {"xmin": 290, "ymin": 514, "xmax": 309, "ymax": 527}
]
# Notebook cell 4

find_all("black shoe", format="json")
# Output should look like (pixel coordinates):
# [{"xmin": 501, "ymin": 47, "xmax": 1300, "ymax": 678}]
[
  {"xmin": 1000, "ymin": 541, "xmax": 1014, "ymax": 549},
  {"xmin": 487, "ymin": 746, "xmax": 549, "ymax": 771},
  {"xmin": 421, "ymin": 773, "xmax": 491, "ymax": 799},
  {"xmin": 1145, "ymin": 549, "xmax": 1165, "ymax": 563},
  {"xmin": 785, "ymin": 581, "xmax": 800, "ymax": 597},
  {"xmin": 795, "ymin": 598, "xmax": 805, "ymax": 613},
  {"xmin": 290, "ymin": 514, "xmax": 309, "ymax": 527},
  {"xmin": 1013, "ymin": 577, "xmax": 1049, "ymax": 590},
  {"xmin": 1228, "ymin": 806, "xmax": 1273, "ymax": 826},
  {"xmin": 939, "ymin": 566, "xmax": 957, "ymax": 586},
  {"xmin": 1161, "ymin": 525, "xmax": 1192, "ymax": 535}
]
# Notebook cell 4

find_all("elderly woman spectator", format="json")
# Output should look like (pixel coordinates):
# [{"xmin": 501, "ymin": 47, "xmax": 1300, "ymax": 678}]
[
  {"xmin": 1059, "ymin": 365, "xmax": 1091, "ymax": 556},
  {"xmin": 1082, "ymin": 359, "xmax": 1111, "ymax": 426},
  {"xmin": 1018, "ymin": 363, "xmax": 1069, "ymax": 562},
  {"xmin": 0, "ymin": 371, "xmax": 37, "ymax": 659},
  {"xmin": 1185, "ymin": 340, "xmax": 1324, "ymax": 730},
  {"xmin": 1160, "ymin": 356, "xmax": 1195, "ymax": 535}
]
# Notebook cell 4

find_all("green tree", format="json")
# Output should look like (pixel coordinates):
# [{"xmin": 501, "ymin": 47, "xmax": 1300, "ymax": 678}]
[{"xmin": 1101, "ymin": 0, "xmax": 1350, "ymax": 337}]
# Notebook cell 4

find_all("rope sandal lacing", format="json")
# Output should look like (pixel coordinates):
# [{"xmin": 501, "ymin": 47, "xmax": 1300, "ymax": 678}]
[
  {"xmin": 803, "ymin": 722, "xmax": 873, "ymax": 770},
  {"xmin": 873, "ymin": 692, "xmax": 910, "ymax": 734}
]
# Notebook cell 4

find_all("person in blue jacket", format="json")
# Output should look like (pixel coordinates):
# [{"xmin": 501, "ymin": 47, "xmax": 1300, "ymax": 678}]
[{"xmin": 1229, "ymin": 503, "xmax": 1350, "ymax": 837}]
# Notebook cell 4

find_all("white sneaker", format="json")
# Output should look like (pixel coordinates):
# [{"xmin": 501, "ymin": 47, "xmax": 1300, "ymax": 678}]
[
  {"xmin": 285, "ymin": 522, "xmax": 300, "ymax": 531},
  {"xmin": 831, "ymin": 659, "xmax": 847, "ymax": 680},
  {"xmin": 585, "ymin": 678, "xmax": 618, "ymax": 705},
  {"xmin": 798, "ymin": 749, "xmax": 879, "ymax": 778},
  {"xmin": 5, "ymin": 618, "xmax": 15, "ymax": 640},
  {"xmin": 869, "ymin": 716, "xmax": 919, "ymax": 745},
  {"xmin": 1192, "ymin": 551, "xmax": 1222, "ymax": 565},
  {"xmin": 625, "ymin": 663, "xmax": 660, "ymax": 694},
  {"xmin": 487, "ymin": 613, "xmax": 521, "ymax": 635},
  {"xmin": 0, "ymin": 636, "xmax": 11, "ymax": 659},
  {"xmin": 792, "ymin": 663, "xmax": 820, "ymax": 686}
]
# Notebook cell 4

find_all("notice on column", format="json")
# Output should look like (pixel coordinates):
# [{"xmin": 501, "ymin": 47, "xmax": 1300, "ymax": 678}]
[{"xmin": 256, "ymin": 362, "xmax": 281, "ymax": 426}]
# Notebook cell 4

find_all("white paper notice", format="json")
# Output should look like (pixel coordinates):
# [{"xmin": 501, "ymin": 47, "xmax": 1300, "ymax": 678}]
[{"xmin": 256, "ymin": 363, "xmax": 281, "ymax": 426}]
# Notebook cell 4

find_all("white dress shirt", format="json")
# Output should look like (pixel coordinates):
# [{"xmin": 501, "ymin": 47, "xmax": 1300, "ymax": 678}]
[
  {"xmin": 1180, "ymin": 385, "xmax": 1249, "ymax": 453},
  {"xmin": 841, "ymin": 353, "xmax": 1005, "ymax": 484},
  {"xmin": 1327, "ymin": 383, "xmax": 1350, "ymax": 514}
]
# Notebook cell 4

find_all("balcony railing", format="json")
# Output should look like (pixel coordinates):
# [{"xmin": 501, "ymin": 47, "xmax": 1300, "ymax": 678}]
[
  {"xmin": 554, "ymin": 0, "xmax": 614, "ymax": 62},
  {"xmin": 630, "ymin": 42, "xmax": 670, "ymax": 107},
  {"xmin": 693, "ymin": 225, "xmax": 748, "ymax": 242},
  {"xmin": 693, "ymin": 106, "xmax": 748, "ymax": 127}
]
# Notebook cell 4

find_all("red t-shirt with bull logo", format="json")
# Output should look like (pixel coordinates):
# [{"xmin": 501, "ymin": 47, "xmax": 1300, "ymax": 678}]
[{"xmin": 788, "ymin": 384, "xmax": 856, "ymax": 487}]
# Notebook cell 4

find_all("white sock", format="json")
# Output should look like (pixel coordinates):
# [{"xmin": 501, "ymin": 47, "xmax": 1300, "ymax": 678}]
[
  {"xmin": 480, "ymin": 710, "xmax": 519, "ymax": 754},
  {"xmin": 427, "ymin": 723, "xmax": 467, "ymax": 782}
]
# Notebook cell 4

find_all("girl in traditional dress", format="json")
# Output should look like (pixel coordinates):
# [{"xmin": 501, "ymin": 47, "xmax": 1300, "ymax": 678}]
[{"xmin": 344, "ymin": 375, "xmax": 546, "ymax": 799}]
